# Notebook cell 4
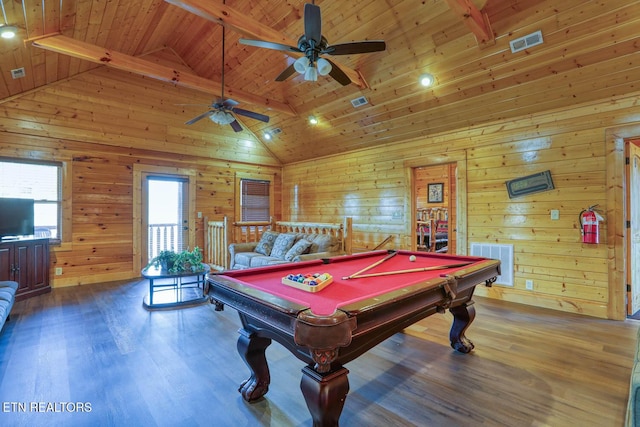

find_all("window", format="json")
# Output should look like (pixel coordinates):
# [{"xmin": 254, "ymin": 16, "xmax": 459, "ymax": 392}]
[
  {"xmin": 240, "ymin": 179, "xmax": 271, "ymax": 221},
  {"xmin": 0, "ymin": 159, "xmax": 62, "ymax": 239}
]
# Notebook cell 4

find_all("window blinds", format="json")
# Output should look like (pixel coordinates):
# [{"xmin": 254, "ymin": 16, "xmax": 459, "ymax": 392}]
[{"xmin": 241, "ymin": 179, "xmax": 270, "ymax": 221}]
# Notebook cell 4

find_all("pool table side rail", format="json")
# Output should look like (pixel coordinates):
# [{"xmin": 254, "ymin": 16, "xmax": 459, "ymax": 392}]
[{"xmin": 208, "ymin": 274, "xmax": 311, "ymax": 315}]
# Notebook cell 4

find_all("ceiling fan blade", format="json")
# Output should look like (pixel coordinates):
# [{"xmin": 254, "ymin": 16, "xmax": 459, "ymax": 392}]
[
  {"xmin": 185, "ymin": 110, "xmax": 213, "ymax": 125},
  {"xmin": 239, "ymin": 38, "xmax": 300, "ymax": 53},
  {"xmin": 325, "ymin": 59, "xmax": 351, "ymax": 86},
  {"xmin": 233, "ymin": 108, "xmax": 270, "ymax": 123},
  {"xmin": 304, "ymin": 3, "xmax": 322, "ymax": 44},
  {"xmin": 222, "ymin": 98, "xmax": 240, "ymax": 108},
  {"xmin": 275, "ymin": 63, "xmax": 297, "ymax": 82},
  {"xmin": 229, "ymin": 120, "xmax": 243, "ymax": 132},
  {"xmin": 323, "ymin": 41, "xmax": 387, "ymax": 55}
]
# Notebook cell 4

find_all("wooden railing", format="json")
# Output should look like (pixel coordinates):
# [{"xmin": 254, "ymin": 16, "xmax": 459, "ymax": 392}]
[
  {"xmin": 148, "ymin": 223, "xmax": 180, "ymax": 259},
  {"xmin": 203, "ymin": 217, "xmax": 353, "ymax": 271},
  {"xmin": 203, "ymin": 217, "xmax": 231, "ymax": 272}
]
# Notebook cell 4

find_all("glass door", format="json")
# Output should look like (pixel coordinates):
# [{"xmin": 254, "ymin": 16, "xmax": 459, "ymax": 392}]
[{"xmin": 142, "ymin": 176, "xmax": 190, "ymax": 266}]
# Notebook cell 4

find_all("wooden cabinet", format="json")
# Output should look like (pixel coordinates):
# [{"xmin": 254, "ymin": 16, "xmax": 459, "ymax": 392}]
[{"xmin": 0, "ymin": 238, "xmax": 50, "ymax": 300}]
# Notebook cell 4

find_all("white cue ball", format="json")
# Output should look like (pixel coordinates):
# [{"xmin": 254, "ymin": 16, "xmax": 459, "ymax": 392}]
[{"xmin": 409, "ymin": 255, "xmax": 417, "ymax": 262}]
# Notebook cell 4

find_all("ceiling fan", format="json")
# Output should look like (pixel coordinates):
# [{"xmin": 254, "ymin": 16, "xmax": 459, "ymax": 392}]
[
  {"xmin": 239, "ymin": 1, "xmax": 386, "ymax": 86},
  {"xmin": 185, "ymin": 10, "xmax": 269, "ymax": 132}
]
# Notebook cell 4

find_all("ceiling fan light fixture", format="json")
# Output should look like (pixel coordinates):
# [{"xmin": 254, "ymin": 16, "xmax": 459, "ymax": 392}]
[
  {"xmin": 317, "ymin": 58, "xmax": 332, "ymax": 76},
  {"xmin": 209, "ymin": 110, "xmax": 235, "ymax": 125},
  {"xmin": 419, "ymin": 73, "xmax": 435, "ymax": 87},
  {"xmin": 304, "ymin": 66, "xmax": 318, "ymax": 81},
  {"xmin": 0, "ymin": 25, "xmax": 17, "ymax": 39},
  {"xmin": 294, "ymin": 56, "xmax": 310, "ymax": 73}
]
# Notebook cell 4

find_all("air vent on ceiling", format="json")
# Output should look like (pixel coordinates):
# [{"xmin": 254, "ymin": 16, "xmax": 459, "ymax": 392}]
[
  {"xmin": 509, "ymin": 30, "xmax": 543, "ymax": 53},
  {"xmin": 270, "ymin": 128, "xmax": 282, "ymax": 135},
  {"xmin": 350, "ymin": 96, "xmax": 368, "ymax": 108},
  {"xmin": 10, "ymin": 67, "xmax": 25, "ymax": 79}
]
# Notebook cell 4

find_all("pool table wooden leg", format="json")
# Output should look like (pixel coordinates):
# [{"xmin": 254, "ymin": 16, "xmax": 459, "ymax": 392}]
[
  {"xmin": 449, "ymin": 302, "xmax": 476, "ymax": 353},
  {"xmin": 237, "ymin": 328, "xmax": 272, "ymax": 402},
  {"xmin": 300, "ymin": 365, "xmax": 350, "ymax": 427}
]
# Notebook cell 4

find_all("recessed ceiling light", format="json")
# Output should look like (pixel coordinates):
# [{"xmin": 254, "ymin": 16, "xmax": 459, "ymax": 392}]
[
  {"xmin": 419, "ymin": 73, "xmax": 434, "ymax": 87},
  {"xmin": 308, "ymin": 115, "xmax": 318, "ymax": 125},
  {"xmin": 263, "ymin": 132, "xmax": 272, "ymax": 140}
]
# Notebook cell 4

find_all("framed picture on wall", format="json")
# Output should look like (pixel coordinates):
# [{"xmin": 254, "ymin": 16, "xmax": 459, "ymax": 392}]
[{"xmin": 428, "ymin": 183, "xmax": 443, "ymax": 203}]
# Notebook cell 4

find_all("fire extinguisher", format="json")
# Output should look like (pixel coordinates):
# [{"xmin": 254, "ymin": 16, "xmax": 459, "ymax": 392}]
[{"xmin": 579, "ymin": 205, "xmax": 604, "ymax": 244}]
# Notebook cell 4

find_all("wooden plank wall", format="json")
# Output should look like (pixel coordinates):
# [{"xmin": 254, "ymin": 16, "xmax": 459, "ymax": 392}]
[
  {"xmin": 282, "ymin": 92, "xmax": 640, "ymax": 319},
  {"xmin": 0, "ymin": 67, "xmax": 282, "ymax": 287}
]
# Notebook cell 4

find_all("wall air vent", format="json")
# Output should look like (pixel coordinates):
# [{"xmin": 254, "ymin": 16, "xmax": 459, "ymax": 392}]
[
  {"xmin": 470, "ymin": 243, "xmax": 514, "ymax": 287},
  {"xmin": 350, "ymin": 96, "xmax": 368, "ymax": 108},
  {"xmin": 509, "ymin": 30, "xmax": 543, "ymax": 53},
  {"xmin": 10, "ymin": 67, "xmax": 25, "ymax": 79}
]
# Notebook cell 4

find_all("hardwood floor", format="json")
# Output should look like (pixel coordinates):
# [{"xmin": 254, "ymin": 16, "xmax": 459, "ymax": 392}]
[{"xmin": 0, "ymin": 279, "xmax": 637, "ymax": 427}]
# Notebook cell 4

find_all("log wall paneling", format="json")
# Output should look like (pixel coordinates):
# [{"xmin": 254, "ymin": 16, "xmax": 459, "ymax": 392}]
[
  {"xmin": 282, "ymin": 92, "xmax": 640, "ymax": 319},
  {"xmin": 0, "ymin": 87, "xmax": 282, "ymax": 287}
]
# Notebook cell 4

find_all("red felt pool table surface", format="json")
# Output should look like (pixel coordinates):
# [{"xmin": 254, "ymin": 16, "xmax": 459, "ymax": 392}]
[{"xmin": 217, "ymin": 250, "xmax": 491, "ymax": 316}]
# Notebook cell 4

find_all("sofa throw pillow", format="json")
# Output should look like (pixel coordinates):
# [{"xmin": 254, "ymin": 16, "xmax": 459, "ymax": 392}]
[
  {"xmin": 307, "ymin": 234, "xmax": 339, "ymax": 253},
  {"xmin": 284, "ymin": 239, "xmax": 312, "ymax": 261},
  {"xmin": 270, "ymin": 233, "xmax": 297, "ymax": 259},
  {"xmin": 255, "ymin": 231, "xmax": 280, "ymax": 256}
]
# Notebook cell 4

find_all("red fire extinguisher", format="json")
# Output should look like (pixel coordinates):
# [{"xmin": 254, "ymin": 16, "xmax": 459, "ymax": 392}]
[{"xmin": 579, "ymin": 205, "xmax": 604, "ymax": 244}]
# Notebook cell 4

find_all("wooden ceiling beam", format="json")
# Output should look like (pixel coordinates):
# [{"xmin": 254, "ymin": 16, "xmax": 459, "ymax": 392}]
[
  {"xmin": 164, "ymin": 0, "xmax": 369, "ymax": 89},
  {"xmin": 444, "ymin": 0, "xmax": 495, "ymax": 46},
  {"xmin": 31, "ymin": 34, "xmax": 296, "ymax": 117}
]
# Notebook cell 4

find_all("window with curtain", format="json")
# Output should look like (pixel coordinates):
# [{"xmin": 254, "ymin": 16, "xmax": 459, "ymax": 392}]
[
  {"xmin": 0, "ymin": 159, "xmax": 62, "ymax": 239},
  {"xmin": 240, "ymin": 179, "xmax": 270, "ymax": 221}
]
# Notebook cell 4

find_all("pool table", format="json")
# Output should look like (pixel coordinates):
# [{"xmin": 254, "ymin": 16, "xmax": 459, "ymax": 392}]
[{"xmin": 207, "ymin": 250, "xmax": 500, "ymax": 426}]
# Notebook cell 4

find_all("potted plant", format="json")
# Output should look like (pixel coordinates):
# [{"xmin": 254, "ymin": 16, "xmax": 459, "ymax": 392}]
[
  {"xmin": 147, "ymin": 250, "xmax": 177, "ymax": 272},
  {"xmin": 146, "ymin": 247, "xmax": 204, "ymax": 273},
  {"xmin": 170, "ymin": 247, "xmax": 204, "ymax": 273}
]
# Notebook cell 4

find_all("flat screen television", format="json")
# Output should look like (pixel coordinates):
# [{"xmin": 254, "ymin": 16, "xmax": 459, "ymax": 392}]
[{"xmin": 0, "ymin": 197, "xmax": 35, "ymax": 239}]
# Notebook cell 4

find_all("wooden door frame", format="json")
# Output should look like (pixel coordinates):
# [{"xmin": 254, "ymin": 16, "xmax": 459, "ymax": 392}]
[
  {"xmin": 405, "ymin": 151, "xmax": 467, "ymax": 254},
  {"xmin": 627, "ymin": 140, "xmax": 640, "ymax": 315},
  {"xmin": 133, "ymin": 164, "xmax": 197, "ymax": 273},
  {"xmin": 605, "ymin": 124, "xmax": 640, "ymax": 320}
]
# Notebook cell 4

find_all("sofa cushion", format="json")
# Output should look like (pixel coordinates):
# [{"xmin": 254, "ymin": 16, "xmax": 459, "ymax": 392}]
[
  {"xmin": 307, "ymin": 234, "xmax": 341, "ymax": 253},
  {"xmin": 254, "ymin": 231, "xmax": 280, "ymax": 256},
  {"xmin": 0, "ymin": 289, "xmax": 14, "ymax": 303},
  {"xmin": 0, "ymin": 300, "xmax": 9, "ymax": 324},
  {"xmin": 285, "ymin": 239, "xmax": 312, "ymax": 261},
  {"xmin": 249, "ymin": 256, "xmax": 289, "ymax": 268},
  {"xmin": 270, "ymin": 233, "xmax": 297, "ymax": 259},
  {"xmin": 0, "ymin": 281, "xmax": 18, "ymax": 292},
  {"xmin": 234, "ymin": 251, "xmax": 267, "ymax": 269}
]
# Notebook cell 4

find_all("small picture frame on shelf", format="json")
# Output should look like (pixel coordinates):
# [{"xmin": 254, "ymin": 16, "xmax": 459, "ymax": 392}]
[{"xmin": 428, "ymin": 183, "xmax": 444, "ymax": 203}]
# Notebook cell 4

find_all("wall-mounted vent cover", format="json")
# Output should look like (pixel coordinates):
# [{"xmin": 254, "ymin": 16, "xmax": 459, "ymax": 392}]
[
  {"xmin": 350, "ymin": 96, "xmax": 368, "ymax": 108},
  {"xmin": 10, "ymin": 67, "xmax": 25, "ymax": 79},
  {"xmin": 470, "ymin": 243, "xmax": 514, "ymax": 287},
  {"xmin": 509, "ymin": 30, "xmax": 543, "ymax": 53}
]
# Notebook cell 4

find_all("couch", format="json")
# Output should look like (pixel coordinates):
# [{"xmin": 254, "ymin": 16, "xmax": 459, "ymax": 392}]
[
  {"xmin": 229, "ymin": 231, "xmax": 346, "ymax": 269},
  {"xmin": 0, "ymin": 281, "xmax": 18, "ymax": 333},
  {"xmin": 627, "ymin": 327, "xmax": 640, "ymax": 426}
]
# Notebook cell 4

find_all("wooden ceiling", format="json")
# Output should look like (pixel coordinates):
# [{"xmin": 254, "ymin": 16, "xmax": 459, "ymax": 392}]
[{"xmin": 0, "ymin": 0, "xmax": 638, "ymax": 164}]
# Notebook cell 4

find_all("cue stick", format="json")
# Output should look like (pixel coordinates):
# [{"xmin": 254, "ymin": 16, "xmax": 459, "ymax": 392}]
[
  {"xmin": 347, "ymin": 262, "xmax": 473, "ymax": 279},
  {"xmin": 341, "ymin": 251, "xmax": 398, "ymax": 280}
]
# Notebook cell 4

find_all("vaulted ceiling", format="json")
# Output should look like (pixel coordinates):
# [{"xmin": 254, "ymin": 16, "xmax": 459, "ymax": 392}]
[{"xmin": 0, "ymin": 0, "xmax": 638, "ymax": 164}]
